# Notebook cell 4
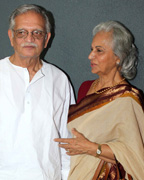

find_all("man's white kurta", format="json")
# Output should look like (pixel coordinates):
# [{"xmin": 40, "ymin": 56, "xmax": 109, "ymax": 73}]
[{"xmin": 0, "ymin": 57, "xmax": 75, "ymax": 180}]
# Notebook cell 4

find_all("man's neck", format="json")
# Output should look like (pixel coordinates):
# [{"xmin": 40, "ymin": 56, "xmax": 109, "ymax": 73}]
[{"xmin": 10, "ymin": 54, "xmax": 42, "ymax": 81}]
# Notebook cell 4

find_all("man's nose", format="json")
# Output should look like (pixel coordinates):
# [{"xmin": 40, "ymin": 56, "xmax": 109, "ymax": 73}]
[{"xmin": 24, "ymin": 32, "xmax": 35, "ymax": 42}]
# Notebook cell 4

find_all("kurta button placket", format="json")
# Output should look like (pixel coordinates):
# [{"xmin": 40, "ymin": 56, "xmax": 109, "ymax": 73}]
[{"xmin": 24, "ymin": 68, "xmax": 31, "ymax": 121}]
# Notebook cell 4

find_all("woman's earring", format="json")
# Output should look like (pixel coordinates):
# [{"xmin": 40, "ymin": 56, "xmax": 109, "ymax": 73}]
[{"xmin": 116, "ymin": 61, "xmax": 120, "ymax": 66}]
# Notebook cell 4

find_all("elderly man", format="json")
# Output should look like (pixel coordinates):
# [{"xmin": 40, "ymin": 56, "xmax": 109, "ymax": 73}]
[{"xmin": 0, "ymin": 4, "xmax": 75, "ymax": 180}]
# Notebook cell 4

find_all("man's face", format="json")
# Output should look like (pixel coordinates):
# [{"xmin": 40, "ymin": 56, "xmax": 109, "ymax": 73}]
[{"xmin": 8, "ymin": 11, "xmax": 51, "ymax": 59}]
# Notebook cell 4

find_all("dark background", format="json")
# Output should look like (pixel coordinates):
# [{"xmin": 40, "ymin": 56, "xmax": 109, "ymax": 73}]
[{"xmin": 0, "ymin": 0, "xmax": 144, "ymax": 98}]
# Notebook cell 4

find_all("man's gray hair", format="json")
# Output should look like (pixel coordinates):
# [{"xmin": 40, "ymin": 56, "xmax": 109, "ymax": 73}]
[
  {"xmin": 92, "ymin": 21, "xmax": 138, "ymax": 80},
  {"xmin": 9, "ymin": 4, "xmax": 51, "ymax": 33}
]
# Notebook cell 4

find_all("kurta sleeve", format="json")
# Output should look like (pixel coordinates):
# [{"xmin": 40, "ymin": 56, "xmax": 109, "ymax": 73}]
[{"xmin": 60, "ymin": 83, "xmax": 75, "ymax": 180}]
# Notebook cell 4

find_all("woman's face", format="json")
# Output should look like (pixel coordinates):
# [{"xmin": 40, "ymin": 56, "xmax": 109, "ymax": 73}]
[{"xmin": 88, "ymin": 31, "xmax": 120, "ymax": 77}]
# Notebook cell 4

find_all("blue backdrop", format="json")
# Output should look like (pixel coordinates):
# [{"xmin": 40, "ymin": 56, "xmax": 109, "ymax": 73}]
[{"xmin": 0, "ymin": 0, "xmax": 144, "ymax": 97}]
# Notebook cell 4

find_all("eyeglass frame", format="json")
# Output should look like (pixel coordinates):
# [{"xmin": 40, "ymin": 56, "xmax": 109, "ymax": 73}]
[{"xmin": 12, "ymin": 29, "xmax": 47, "ymax": 39}]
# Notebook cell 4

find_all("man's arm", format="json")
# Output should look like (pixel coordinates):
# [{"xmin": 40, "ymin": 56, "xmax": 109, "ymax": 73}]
[{"xmin": 59, "ymin": 83, "xmax": 75, "ymax": 180}]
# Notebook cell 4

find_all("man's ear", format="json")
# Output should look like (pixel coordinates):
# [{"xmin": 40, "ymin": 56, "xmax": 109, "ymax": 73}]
[
  {"xmin": 44, "ymin": 32, "xmax": 51, "ymax": 48},
  {"xmin": 8, "ymin": 29, "xmax": 14, "ymax": 47}
]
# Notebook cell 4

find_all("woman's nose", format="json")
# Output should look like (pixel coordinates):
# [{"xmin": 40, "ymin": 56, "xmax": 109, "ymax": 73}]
[{"xmin": 88, "ymin": 51, "xmax": 95, "ymax": 60}]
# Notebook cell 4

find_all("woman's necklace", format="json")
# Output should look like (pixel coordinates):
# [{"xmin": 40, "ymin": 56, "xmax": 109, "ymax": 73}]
[{"xmin": 93, "ymin": 78, "xmax": 125, "ymax": 94}]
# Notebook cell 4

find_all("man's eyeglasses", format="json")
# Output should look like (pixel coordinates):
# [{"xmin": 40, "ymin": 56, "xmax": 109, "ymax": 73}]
[{"xmin": 12, "ymin": 29, "xmax": 47, "ymax": 39}]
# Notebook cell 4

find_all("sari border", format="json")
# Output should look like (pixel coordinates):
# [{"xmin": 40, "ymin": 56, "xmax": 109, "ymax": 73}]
[{"xmin": 68, "ymin": 85, "xmax": 144, "ymax": 123}]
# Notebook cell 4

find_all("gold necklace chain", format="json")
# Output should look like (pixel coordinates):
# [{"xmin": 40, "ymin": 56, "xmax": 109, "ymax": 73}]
[{"xmin": 94, "ymin": 78, "xmax": 125, "ymax": 94}]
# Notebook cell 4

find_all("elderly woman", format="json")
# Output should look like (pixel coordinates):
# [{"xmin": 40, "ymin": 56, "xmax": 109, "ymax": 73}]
[{"xmin": 55, "ymin": 21, "xmax": 144, "ymax": 180}]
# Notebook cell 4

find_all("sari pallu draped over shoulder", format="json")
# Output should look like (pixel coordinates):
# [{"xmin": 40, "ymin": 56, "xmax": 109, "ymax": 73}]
[{"xmin": 67, "ymin": 84, "xmax": 144, "ymax": 180}]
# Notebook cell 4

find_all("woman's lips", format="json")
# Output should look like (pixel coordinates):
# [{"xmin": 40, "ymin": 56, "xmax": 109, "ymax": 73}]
[{"xmin": 91, "ymin": 63, "xmax": 97, "ymax": 67}]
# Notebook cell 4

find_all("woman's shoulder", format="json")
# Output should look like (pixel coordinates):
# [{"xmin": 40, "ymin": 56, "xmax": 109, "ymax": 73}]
[
  {"xmin": 130, "ymin": 85, "xmax": 144, "ymax": 107},
  {"xmin": 124, "ymin": 84, "xmax": 144, "ymax": 97},
  {"xmin": 77, "ymin": 80, "xmax": 95, "ymax": 103},
  {"xmin": 80, "ymin": 80, "xmax": 95, "ymax": 88},
  {"xmin": 119, "ymin": 83, "xmax": 144, "ymax": 109}
]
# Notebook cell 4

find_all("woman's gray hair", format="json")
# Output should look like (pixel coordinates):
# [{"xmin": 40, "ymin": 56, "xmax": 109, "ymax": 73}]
[
  {"xmin": 92, "ymin": 21, "xmax": 138, "ymax": 80},
  {"xmin": 9, "ymin": 4, "xmax": 51, "ymax": 33}
]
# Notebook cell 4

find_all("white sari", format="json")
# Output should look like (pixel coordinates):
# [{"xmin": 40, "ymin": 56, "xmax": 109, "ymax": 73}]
[{"xmin": 67, "ymin": 84, "xmax": 144, "ymax": 180}]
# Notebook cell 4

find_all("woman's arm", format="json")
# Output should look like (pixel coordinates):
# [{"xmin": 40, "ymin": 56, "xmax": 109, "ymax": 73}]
[{"xmin": 54, "ymin": 128, "xmax": 116, "ymax": 164}]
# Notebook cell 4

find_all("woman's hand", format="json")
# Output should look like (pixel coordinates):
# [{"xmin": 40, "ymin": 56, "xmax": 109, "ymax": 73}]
[
  {"xmin": 54, "ymin": 128, "xmax": 95, "ymax": 156},
  {"xmin": 54, "ymin": 128, "xmax": 116, "ymax": 163}
]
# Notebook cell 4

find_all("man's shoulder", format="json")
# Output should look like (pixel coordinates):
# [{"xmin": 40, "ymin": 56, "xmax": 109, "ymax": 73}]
[
  {"xmin": 0, "ymin": 57, "xmax": 9, "ymax": 63},
  {"xmin": 42, "ymin": 60, "xmax": 68, "ymax": 78},
  {"xmin": 0, "ymin": 57, "xmax": 9, "ymax": 68},
  {"xmin": 42, "ymin": 61, "xmax": 73, "ymax": 96}
]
